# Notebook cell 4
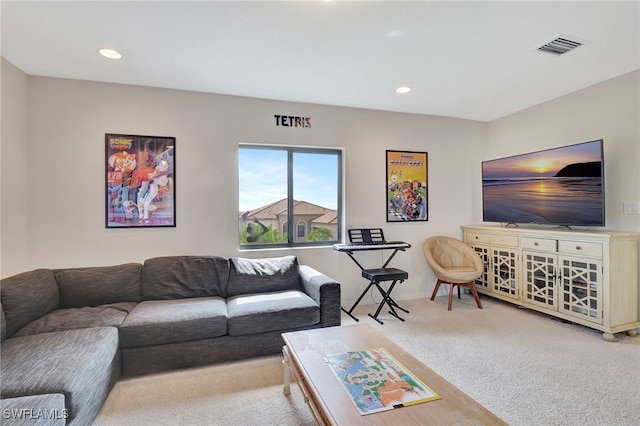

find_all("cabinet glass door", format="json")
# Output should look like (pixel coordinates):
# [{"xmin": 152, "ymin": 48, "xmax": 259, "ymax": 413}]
[
  {"xmin": 559, "ymin": 257, "xmax": 602, "ymax": 324},
  {"xmin": 471, "ymin": 245, "xmax": 489, "ymax": 290},
  {"xmin": 523, "ymin": 251, "xmax": 557, "ymax": 309},
  {"xmin": 491, "ymin": 248, "xmax": 518, "ymax": 299}
]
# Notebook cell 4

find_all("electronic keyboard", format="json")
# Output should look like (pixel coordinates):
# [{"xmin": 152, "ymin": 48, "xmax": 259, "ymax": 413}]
[{"xmin": 333, "ymin": 241, "xmax": 411, "ymax": 251}]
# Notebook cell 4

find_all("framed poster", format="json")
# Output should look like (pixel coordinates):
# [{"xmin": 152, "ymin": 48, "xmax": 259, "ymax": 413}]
[
  {"xmin": 106, "ymin": 133, "xmax": 175, "ymax": 228},
  {"xmin": 386, "ymin": 150, "xmax": 428, "ymax": 222}
]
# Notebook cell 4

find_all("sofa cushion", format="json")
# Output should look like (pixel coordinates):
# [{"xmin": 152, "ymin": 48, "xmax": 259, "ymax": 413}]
[
  {"xmin": 119, "ymin": 297, "xmax": 227, "ymax": 348},
  {"xmin": 0, "ymin": 394, "xmax": 67, "ymax": 425},
  {"xmin": 0, "ymin": 327, "xmax": 120, "ymax": 426},
  {"xmin": 122, "ymin": 330, "xmax": 290, "ymax": 377},
  {"xmin": 227, "ymin": 255, "xmax": 301, "ymax": 298},
  {"xmin": 55, "ymin": 263, "xmax": 142, "ymax": 308},
  {"xmin": 141, "ymin": 256, "xmax": 230, "ymax": 300},
  {"xmin": 226, "ymin": 290, "xmax": 319, "ymax": 336},
  {"xmin": 12, "ymin": 302, "xmax": 137, "ymax": 337},
  {"xmin": 1, "ymin": 303, "xmax": 6, "ymax": 342},
  {"xmin": 1, "ymin": 269, "xmax": 60, "ymax": 338}
]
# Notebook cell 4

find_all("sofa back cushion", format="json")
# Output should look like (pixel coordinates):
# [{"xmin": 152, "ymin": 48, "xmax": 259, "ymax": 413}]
[
  {"xmin": 1, "ymin": 304, "xmax": 6, "ymax": 342},
  {"xmin": 55, "ymin": 263, "xmax": 142, "ymax": 308},
  {"xmin": 0, "ymin": 269, "xmax": 60, "ymax": 338},
  {"xmin": 227, "ymin": 255, "xmax": 301, "ymax": 297},
  {"xmin": 141, "ymin": 256, "xmax": 230, "ymax": 299}
]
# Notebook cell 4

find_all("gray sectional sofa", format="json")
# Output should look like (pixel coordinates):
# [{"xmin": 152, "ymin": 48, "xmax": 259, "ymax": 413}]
[{"xmin": 0, "ymin": 255, "xmax": 341, "ymax": 425}]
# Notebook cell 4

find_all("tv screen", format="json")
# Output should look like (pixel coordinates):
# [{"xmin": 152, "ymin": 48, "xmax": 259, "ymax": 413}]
[{"xmin": 482, "ymin": 139, "xmax": 605, "ymax": 227}]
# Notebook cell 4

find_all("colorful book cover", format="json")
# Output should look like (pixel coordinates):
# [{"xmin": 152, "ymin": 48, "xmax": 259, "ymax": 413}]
[{"xmin": 324, "ymin": 347, "xmax": 441, "ymax": 415}]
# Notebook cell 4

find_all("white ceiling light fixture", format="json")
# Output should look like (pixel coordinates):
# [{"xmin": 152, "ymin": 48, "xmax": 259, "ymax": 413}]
[
  {"xmin": 98, "ymin": 48, "xmax": 122, "ymax": 60},
  {"xmin": 396, "ymin": 86, "xmax": 412, "ymax": 94}
]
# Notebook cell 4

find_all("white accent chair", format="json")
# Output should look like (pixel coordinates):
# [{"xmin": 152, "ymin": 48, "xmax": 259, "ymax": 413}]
[{"xmin": 423, "ymin": 236, "xmax": 484, "ymax": 311}]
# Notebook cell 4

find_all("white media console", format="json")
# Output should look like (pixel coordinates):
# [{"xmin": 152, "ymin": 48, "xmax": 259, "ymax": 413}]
[{"xmin": 461, "ymin": 225, "xmax": 640, "ymax": 341}]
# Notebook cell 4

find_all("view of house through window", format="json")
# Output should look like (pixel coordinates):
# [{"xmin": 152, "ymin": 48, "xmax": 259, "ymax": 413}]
[{"xmin": 238, "ymin": 145, "xmax": 342, "ymax": 248}]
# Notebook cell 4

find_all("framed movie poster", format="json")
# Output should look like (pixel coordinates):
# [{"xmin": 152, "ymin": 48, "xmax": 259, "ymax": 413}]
[
  {"xmin": 106, "ymin": 133, "xmax": 175, "ymax": 228},
  {"xmin": 386, "ymin": 150, "xmax": 428, "ymax": 222}
]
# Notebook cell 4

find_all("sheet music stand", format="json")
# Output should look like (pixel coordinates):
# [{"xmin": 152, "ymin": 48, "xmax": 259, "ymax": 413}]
[{"xmin": 337, "ymin": 228, "xmax": 410, "ymax": 324}]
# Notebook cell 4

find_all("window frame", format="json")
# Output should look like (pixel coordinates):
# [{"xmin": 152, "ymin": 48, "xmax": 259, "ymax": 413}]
[{"xmin": 238, "ymin": 144, "xmax": 343, "ymax": 250}]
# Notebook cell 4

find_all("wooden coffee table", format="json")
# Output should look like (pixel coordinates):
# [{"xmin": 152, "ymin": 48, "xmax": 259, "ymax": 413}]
[{"xmin": 282, "ymin": 323, "xmax": 506, "ymax": 425}]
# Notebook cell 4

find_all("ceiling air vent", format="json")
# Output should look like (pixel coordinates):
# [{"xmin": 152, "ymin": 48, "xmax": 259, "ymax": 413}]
[{"xmin": 537, "ymin": 37, "xmax": 582, "ymax": 55}]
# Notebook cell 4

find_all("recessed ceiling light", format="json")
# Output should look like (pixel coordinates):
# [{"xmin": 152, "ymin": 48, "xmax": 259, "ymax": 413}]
[
  {"xmin": 387, "ymin": 30, "xmax": 404, "ymax": 38},
  {"xmin": 98, "ymin": 48, "xmax": 122, "ymax": 60},
  {"xmin": 396, "ymin": 86, "xmax": 411, "ymax": 94}
]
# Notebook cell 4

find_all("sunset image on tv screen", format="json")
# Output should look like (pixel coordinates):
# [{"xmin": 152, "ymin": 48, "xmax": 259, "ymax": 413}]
[{"xmin": 482, "ymin": 140, "xmax": 604, "ymax": 226}]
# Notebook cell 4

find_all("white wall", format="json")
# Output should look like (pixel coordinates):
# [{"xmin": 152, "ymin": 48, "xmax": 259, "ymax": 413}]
[
  {"xmin": 0, "ymin": 61, "xmax": 488, "ymax": 306},
  {"xmin": 2, "ymin": 60, "xmax": 637, "ymax": 306},
  {"xmin": 1, "ymin": 58, "xmax": 30, "ymax": 276},
  {"xmin": 486, "ymin": 71, "xmax": 640, "ymax": 330},
  {"xmin": 485, "ymin": 70, "xmax": 640, "ymax": 233}
]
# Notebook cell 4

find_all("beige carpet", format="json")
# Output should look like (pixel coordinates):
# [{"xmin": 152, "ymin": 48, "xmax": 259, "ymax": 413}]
[{"xmin": 94, "ymin": 296, "xmax": 640, "ymax": 425}]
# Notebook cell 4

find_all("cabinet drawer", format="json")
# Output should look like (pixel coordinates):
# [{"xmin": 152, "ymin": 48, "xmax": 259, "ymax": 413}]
[
  {"xmin": 466, "ymin": 232, "xmax": 518, "ymax": 247},
  {"xmin": 558, "ymin": 240, "xmax": 602, "ymax": 257},
  {"xmin": 521, "ymin": 237, "xmax": 556, "ymax": 251}
]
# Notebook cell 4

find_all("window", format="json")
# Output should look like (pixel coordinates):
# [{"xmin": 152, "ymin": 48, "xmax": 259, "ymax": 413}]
[
  {"xmin": 297, "ymin": 222, "xmax": 306, "ymax": 239},
  {"xmin": 238, "ymin": 144, "xmax": 342, "ymax": 248}
]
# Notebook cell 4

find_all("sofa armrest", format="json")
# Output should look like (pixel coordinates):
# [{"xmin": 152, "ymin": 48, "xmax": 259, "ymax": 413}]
[{"xmin": 299, "ymin": 265, "xmax": 341, "ymax": 327}]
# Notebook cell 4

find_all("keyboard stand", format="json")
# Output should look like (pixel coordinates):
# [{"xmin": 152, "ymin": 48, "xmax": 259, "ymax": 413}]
[{"xmin": 336, "ymin": 239, "xmax": 411, "ymax": 325}]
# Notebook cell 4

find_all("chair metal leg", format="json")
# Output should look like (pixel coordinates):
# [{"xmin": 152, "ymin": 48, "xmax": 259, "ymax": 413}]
[
  {"xmin": 387, "ymin": 296, "xmax": 410, "ymax": 314},
  {"xmin": 369, "ymin": 280, "xmax": 406, "ymax": 324},
  {"xmin": 369, "ymin": 283, "xmax": 387, "ymax": 323},
  {"xmin": 341, "ymin": 282, "xmax": 375, "ymax": 321},
  {"xmin": 382, "ymin": 281, "xmax": 407, "ymax": 321}
]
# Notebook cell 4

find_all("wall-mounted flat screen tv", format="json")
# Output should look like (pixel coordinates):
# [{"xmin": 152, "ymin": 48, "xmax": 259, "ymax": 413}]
[{"xmin": 482, "ymin": 139, "xmax": 605, "ymax": 227}]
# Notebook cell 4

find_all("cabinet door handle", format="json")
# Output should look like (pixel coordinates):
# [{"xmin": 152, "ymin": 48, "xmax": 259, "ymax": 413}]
[
  {"xmin": 576, "ymin": 246, "xmax": 582, "ymax": 251},
  {"xmin": 534, "ymin": 242, "xmax": 539, "ymax": 246}
]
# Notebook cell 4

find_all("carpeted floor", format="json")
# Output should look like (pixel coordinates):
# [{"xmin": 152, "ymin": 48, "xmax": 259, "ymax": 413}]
[{"xmin": 94, "ymin": 295, "xmax": 640, "ymax": 425}]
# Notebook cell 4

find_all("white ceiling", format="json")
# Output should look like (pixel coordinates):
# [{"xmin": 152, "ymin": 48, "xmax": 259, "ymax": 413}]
[{"xmin": 2, "ymin": 1, "xmax": 639, "ymax": 122}]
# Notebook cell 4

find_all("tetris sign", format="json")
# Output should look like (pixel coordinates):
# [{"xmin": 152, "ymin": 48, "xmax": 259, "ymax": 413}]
[{"xmin": 274, "ymin": 115, "xmax": 311, "ymax": 128}]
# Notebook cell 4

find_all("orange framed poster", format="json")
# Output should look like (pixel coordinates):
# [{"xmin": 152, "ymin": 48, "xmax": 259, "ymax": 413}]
[
  {"xmin": 386, "ymin": 150, "xmax": 428, "ymax": 222},
  {"xmin": 106, "ymin": 133, "xmax": 175, "ymax": 228}
]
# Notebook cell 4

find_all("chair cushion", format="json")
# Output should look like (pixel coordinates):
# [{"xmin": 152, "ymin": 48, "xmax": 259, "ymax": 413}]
[
  {"xmin": 119, "ymin": 297, "xmax": 228, "ymax": 348},
  {"xmin": 226, "ymin": 290, "xmax": 319, "ymax": 336},
  {"xmin": 55, "ymin": 263, "xmax": 142, "ymax": 308},
  {"xmin": 12, "ymin": 302, "xmax": 137, "ymax": 337},
  {"xmin": 362, "ymin": 268, "xmax": 408, "ymax": 282},
  {"xmin": 1, "ymin": 269, "xmax": 60, "ymax": 338},
  {"xmin": 227, "ymin": 255, "xmax": 300, "ymax": 297},
  {"xmin": 441, "ymin": 267, "xmax": 482, "ymax": 283}
]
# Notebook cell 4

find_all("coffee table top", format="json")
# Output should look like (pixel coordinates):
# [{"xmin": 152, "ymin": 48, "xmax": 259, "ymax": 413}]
[{"xmin": 282, "ymin": 323, "xmax": 506, "ymax": 425}]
